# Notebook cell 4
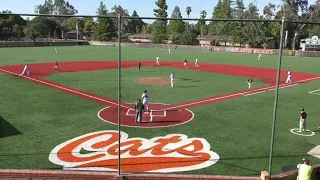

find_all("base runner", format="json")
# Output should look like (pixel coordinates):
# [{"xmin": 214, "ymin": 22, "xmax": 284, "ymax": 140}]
[
  {"xmin": 19, "ymin": 64, "xmax": 30, "ymax": 76},
  {"xmin": 184, "ymin": 59, "xmax": 188, "ymax": 69},
  {"xmin": 54, "ymin": 61, "xmax": 60, "ymax": 72}
]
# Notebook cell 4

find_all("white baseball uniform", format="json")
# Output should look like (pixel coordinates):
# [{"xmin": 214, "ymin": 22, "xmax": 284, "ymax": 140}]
[
  {"xmin": 141, "ymin": 92, "xmax": 150, "ymax": 112},
  {"xmin": 170, "ymin": 73, "xmax": 174, "ymax": 88},
  {"xmin": 55, "ymin": 48, "xmax": 59, "ymax": 53},
  {"xmin": 168, "ymin": 48, "xmax": 171, "ymax": 54},
  {"xmin": 258, "ymin": 54, "xmax": 261, "ymax": 60},
  {"xmin": 285, "ymin": 71, "xmax": 292, "ymax": 83},
  {"xmin": 20, "ymin": 64, "xmax": 30, "ymax": 76},
  {"xmin": 195, "ymin": 58, "xmax": 199, "ymax": 67},
  {"xmin": 156, "ymin": 56, "xmax": 160, "ymax": 65}
]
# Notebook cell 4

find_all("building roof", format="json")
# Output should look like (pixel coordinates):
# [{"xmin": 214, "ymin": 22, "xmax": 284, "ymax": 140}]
[{"xmin": 128, "ymin": 34, "xmax": 152, "ymax": 39}]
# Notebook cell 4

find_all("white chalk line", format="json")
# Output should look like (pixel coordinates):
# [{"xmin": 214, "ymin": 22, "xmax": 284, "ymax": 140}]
[
  {"xmin": 308, "ymin": 88, "xmax": 320, "ymax": 93},
  {"xmin": 0, "ymin": 68, "xmax": 131, "ymax": 109},
  {"xmin": 157, "ymin": 76, "xmax": 320, "ymax": 111}
]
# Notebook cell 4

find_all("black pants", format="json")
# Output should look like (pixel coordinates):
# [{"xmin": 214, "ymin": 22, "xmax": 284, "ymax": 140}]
[{"xmin": 135, "ymin": 109, "xmax": 143, "ymax": 122}]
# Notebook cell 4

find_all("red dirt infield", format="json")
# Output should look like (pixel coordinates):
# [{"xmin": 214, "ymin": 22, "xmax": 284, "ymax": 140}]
[
  {"xmin": 0, "ymin": 60, "xmax": 319, "ymax": 128},
  {"xmin": 136, "ymin": 77, "xmax": 170, "ymax": 85},
  {"xmin": 98, "ymin": 103, "xmax": 194, "ymax": 128}
]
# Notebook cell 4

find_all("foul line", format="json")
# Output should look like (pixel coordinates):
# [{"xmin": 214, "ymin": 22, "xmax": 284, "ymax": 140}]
[
  {"xmin": 0, "ymin": 68, "xmax": 131, "ymax": 109},
  {"xmin": 158, "ymin": 76, "xmax": 320, "ymax": 111}
]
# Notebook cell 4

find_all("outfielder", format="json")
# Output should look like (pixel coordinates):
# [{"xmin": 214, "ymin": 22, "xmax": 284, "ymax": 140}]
[
  {"xmin": 55, "ymin": 48, "xmax": 59, "ymax": 53},
  {"xmin": 247, "ymin": 77, "xmax": 253, "ymax": 90},
  {"xmin": 195, "ymin": 57, "xmax": 199, "ymax": 67},
  {"xmin": 298, "ymin": 108, "xmax": 307, "ymax": 133},
  {"xmin": 286, "ymin": 70, "xmax": 292, "ymax": 83},
  {"xmin": 168, "ymin": 48, "xmax": 171, "ymax": 54},
  {"xmin": 170, "ymin": 72, "xmax": 175, "ymax": 88},
  {"xmin": 156, "ymin": 56, "xmax": 160, "ymax": 65},
  {"xmin": 141, "ymin": 90, "xmax": 150, "ymax": 112},
  {"xmin": 258, "ymin": 54, "xmax": 261, "ymax": 60},
  {"xmin": 19, "ymin": 64, "xmax": 30, "ymax": 76}
]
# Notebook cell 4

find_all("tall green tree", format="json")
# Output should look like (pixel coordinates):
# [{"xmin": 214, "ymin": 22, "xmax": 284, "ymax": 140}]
[
  {"xmin": 167, "ymin": 6, "xmax": 185, "ymax": 34},
  {"xmin": 232, "ymin": 0, "xmax": 246, "ymax": 46},
  {"xmin": 186, "ymin": 6, "xmax": 192, "ymax": 18},
  {"xmin": 128, "ymin": 10, "xmax": 145, "ymax": 33},
  {"xmin": 110, "ymin": 5, "xmax": 130, "ymax": 34},
  {"xmin": 0, "ymin": 10, "xmax": 27, "ymax": 40},
  {"xmin": 152, "ymin": 0, "xmax": 168, "ymax": 43},
  {"xmin": 196, "ymin": 10, "xmax": 207, "ymax": 34},
  {"xmin": 93, "ymin": 1, "xmax": 116, "ymax": 41}
]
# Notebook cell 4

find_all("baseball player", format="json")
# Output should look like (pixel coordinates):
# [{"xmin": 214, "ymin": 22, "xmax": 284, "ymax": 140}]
[
  {"xmin": 258, "ymin": 54, "xmax": 261, "ymax": 60},
  {"xmin": 170, "ymin": 72, "xmax": 175, "ymax": 88},
  {"xmin": 19, "ymin": 64, "xmax": 30, "ymax": 76},
  {"xmin": 137, "ymin": 62, "xmax": 142, "ymax": 72},
  {"xmin": 141, "ymin": 90, "xmax": 150, "ymax": 112},
  {"xmin": 195, "ymin": 57, "xmax": 199, "ymax": 67},
  {"xmin": 184, "ymin": 59, "xmax": 188, "ymax": 69},
  {"xmin": 298, "ymin": 108, "xmax": 307, "ymax": 133},
  {"xmin": 134, "ymin": 99, "xmax": 144, "ymax": 123},
  {"xmin": 54, "ymin": 61, "xmax": 60, "ymax": 72},
  {"xmin": 168, "ymin": 48, "xmax": 171, "ymax": 54},
  {"xmin": 285, "ymin": 70, "xmax": 292, "ymax": 83},
  {"xmin": 55, "ymin": 48, "xmax": 59, "ymax": 53},
  {"xmin": 247, "ymin": 77, "xmax": 253, "ymax": 90},
  {"xmin": 156, "ymin": 56, "xmax": 160, "ymax": 65}
]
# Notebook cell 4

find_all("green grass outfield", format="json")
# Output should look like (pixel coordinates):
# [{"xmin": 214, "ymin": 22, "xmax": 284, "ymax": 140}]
[{"xmin": 0, "ymin": 46, "xmax": 319, "ymax": 176}]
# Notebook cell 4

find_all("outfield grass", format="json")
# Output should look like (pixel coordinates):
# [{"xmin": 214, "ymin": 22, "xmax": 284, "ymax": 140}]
[{"xmin": 0, "ymin": 46, "xmax": 319, "ymax": 176}]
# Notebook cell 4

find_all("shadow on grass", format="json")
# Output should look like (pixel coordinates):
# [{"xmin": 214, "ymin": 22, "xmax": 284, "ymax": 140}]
[
  {"xmin": 0, "ymin": 116, "xmax": 22, "ymax": 138},
  {"xmin": 179, "ymin": 78, "xmax": 201, "ymax": 83},
  {"xmin": 178, "ymin": 85, "xmax": 197, "ymax": 88}
]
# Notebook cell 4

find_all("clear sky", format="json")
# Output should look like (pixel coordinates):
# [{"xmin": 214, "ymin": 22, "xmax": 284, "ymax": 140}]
[{"xmin": 0, "ymin": 0, "xmax": 316, "ymax": 20}]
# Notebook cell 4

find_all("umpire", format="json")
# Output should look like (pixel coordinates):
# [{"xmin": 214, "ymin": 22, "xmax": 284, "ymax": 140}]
[{"xmin": 135, "ymin": 99, "xmax": 144, "ymax": 123}]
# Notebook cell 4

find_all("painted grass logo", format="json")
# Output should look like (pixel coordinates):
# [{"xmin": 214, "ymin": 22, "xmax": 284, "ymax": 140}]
[{"xmin": 49, "ymin": 130, "xmax": 219, "ymax": 173}]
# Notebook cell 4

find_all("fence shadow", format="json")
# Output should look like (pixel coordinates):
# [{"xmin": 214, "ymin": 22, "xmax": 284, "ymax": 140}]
[{"xmin": 0, "ymin": 115, "xmax": 22, "ymax": 138}]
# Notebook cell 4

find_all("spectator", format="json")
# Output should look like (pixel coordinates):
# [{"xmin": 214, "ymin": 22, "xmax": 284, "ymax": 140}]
[{"xmin": 297, "ymin": 159, "xmax": 312, "ymax": 180}]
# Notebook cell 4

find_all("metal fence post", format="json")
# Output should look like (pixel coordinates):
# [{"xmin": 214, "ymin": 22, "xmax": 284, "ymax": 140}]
[
  {"xmin": 117, "ymin": 13, "xmax": 122, "ymax": 176},
  {"xmin": 268, "ymin": 16, "xmax": 285, "ymax": 178}
]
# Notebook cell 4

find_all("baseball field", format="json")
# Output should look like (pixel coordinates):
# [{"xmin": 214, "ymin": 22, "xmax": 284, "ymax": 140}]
[{"xmin": 0, "ymin": 45, "xmax": 319, "ymax": 176}]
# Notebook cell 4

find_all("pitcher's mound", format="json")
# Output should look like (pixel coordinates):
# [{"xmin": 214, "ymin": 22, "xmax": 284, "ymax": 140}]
[{"xmin": 136, "ymin": 77, "xmax": 169, "ymax": 84}]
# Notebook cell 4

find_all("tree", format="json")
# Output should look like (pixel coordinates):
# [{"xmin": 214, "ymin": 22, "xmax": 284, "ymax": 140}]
[
  {"xmin": 0, "ymin": 10, "xmax": 27, "ymax": 40},
  {"xmin": 93, "ymin": 1, "xmax": 116, "ymax": 41},
  {"xmin": 128, "ymin": 10, "xmax": 145, "ymax": 33},
  {"xmin": 110, "ymin": 5, "xmax": 130, "ymax": 34},
  {"xmin": 83, "ymin": 17, "xmax": 96, "ymax": 32},
  {"xmin": 167, "ymin": 6, "xmax": 185, "ymax": 35},
  {"xmin": 186, "ymin": 6, "xmax": 192, "ymax": 18},
  {"xmin": 141, "ymin": 24, "xmax": 153, "ymax": 34},
  {"xmin": 232, "ymin": 0, "xmax": 246, "ymax": 46},
  {"xmin": 196, "ymin": 10, "xmax": 207, "ymax": 34},
  {"xmin": 152, "ymin": 0, "xmax": 168, "ymax": 43}
]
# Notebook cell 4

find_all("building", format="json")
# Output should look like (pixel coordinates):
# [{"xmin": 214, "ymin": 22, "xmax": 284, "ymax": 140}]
[
  {"xmin": 128, "ymin": 34, "xmax": 152, "ymax": 43},
  {"xmin": 300, "ymin": 36, "xmax": 320, "ymax": 51}
]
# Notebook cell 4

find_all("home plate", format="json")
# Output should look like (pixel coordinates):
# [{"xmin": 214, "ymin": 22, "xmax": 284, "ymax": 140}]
[{"xmin": 307, "ymin": 145, "xmax": 320, "ymax": 159}]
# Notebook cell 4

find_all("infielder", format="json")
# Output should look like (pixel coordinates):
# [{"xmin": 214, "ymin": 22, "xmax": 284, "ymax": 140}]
[
  {"xmin": 184, "ymin": 59, "xmax": 188, "ymax": 69},
  {"xmin": 285, "ymin": 70, "xmax": 292, "ymax": 83},
  {"xmin": 156, "ymin": 56, "xmax": 160, "ymax": 65},
  {"xmin": 258, "ymin": 54, "xmax": 261, "ymax": 60},
  {"xmin": 54, "ymin": 61, "xmax": 60, "ymax": 72},
  {"xmin": 195, "ymin": 57, "xmax": 199, "ymax": 67},
  {"xmin": 298, "ymin": 108, "xmax": 307, "ymax": 133},
  {"xmin": 137, "ymin": 62, "xmax": 142, "ymax": 72},
  {"xmin": 247, "ymin": 77, "xmax": 253, "ymax": 90},
  {"xmin": 170, "ymin": 72, "xmax": 175, "ymax": 88},
  {"xmin": 19, "ymin": 64, "xmax": 30, "ymax": 76},
  {"xmin": 141, "ymin": 90, "xmax": 150, "ymax": 113}
]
